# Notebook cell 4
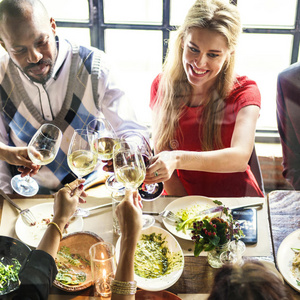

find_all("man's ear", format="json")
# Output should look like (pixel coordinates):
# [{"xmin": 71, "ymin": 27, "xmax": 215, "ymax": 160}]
[{"xmin": 50, "ymin": 17, "xmax": 56, "ymax": 35}]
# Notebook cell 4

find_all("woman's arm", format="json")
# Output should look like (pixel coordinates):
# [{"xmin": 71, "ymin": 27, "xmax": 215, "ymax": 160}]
[
  {"xmin": 111, "ymin": 190, "xmax": 142, "ymax": 300},
  {"xmin": 146, "ymin": 105, "xmax": 260, "ymax": 184}
]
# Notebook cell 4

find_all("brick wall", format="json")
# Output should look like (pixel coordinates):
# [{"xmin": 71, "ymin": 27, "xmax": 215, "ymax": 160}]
[{"xmin": 258, "ymin": 155, "xmax": 293, "ymax": 193}]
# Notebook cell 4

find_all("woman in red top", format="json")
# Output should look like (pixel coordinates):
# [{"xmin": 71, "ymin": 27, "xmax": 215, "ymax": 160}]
[{"xmin": 145, "ymin": 0, "xmax": 264, "ymax": 198}]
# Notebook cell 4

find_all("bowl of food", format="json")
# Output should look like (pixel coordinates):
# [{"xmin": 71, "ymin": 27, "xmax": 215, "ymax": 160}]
[
  {"xmin": 0, "ymin": 236, "xmax": 31, "ymax": 295},
  {"xmin": 53, "ymin": 231, "xmax": 103, "ymax": 292},
  {"xmin": 116, "ymin": 226, "xmax": 184, "ymax": 291}
]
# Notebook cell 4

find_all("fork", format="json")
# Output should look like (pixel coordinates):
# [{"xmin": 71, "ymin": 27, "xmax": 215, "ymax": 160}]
[
  {"xmin": 144, "ymin": 201, "xmax": 264, "ymax": 223},
  {"xmin": 0, "ymin": 189, "xmax": 36, "ymax": 226}
]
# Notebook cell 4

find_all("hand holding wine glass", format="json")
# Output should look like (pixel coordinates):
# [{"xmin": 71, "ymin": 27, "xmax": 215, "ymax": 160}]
[
  {"xmin": 113, "ymin": 141, "xmax": 155, "ymax": 229},
  {"xmin": 11, "ymin": 123, "xmax": 62, "ymax": 197}
]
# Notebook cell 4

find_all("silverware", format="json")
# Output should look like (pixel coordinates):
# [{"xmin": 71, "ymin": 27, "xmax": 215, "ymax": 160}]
[
  {"xmin": 73, "ymin": 202, "xmax": 113, "ymax": 217},
  {"xmin": 0, "ymin": 189, "xmax": 36, "ymax": 226},
  {"xmin": 143, "ymin": 201, "xmax": 264, "ymax": 223}
]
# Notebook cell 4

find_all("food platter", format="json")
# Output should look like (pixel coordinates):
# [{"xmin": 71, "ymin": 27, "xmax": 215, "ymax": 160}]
[
  {"xmin": 0, "ymin": 236, "xmax": 31, "ymax": 295},
  {"xmin": 116, "ymin": 226, "xmax": 184, "ymax": 291},
  {"xmin": 276, "ymin": 228, "xmax": 300, "ymax": 292},
  {"xmin": 15, "ymin": 203, "xmax": 83, "ymax": 248},
  {"xmin": 54, "ymin": 231, "xmax": 103, "ymax": 292},
  {"xmin": 162, "ymin": 195, "xmax": 219, "ymax": 240}
]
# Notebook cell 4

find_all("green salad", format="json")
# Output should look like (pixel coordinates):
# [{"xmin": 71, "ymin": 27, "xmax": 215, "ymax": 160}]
[{"xmin": 0, "ymin": 258, "xmax": 21, "ymax": 293}]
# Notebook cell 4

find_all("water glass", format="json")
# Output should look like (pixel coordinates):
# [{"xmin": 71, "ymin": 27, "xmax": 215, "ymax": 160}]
[
  {"xmin": 111, "ymin": 191, "xmax": 124, "ymax": 235},
  {"xmin": 89, "ymin": 242, "xmax": 117, "ymax": 297}
]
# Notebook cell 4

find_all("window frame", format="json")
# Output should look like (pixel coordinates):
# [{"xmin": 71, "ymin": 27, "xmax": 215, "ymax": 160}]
[{"xmin": 56, "ymin": 0, "xmax": 300, "ymax": 143}]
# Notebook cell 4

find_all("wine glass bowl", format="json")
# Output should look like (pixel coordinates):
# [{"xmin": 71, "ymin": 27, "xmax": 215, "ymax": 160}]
[
  {"xmin": 121, "ymin": 131, "xmax": 164, "ymax": 201},
  {"xmin": 67, "ymin": 129, "xmax": 98, "ymax": 179},
  {"xmin": 87, "ymin": 118, "xmax": 118, "ymax": 161}
]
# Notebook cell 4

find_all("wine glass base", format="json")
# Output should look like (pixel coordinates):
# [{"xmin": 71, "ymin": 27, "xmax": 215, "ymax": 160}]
[
  {"xmin": 11, "ymin": 175, "xmax": 39, "ymax": 197},
  {"xmin": 142, "ymin": 214, "xmax": 155, "ymax": 229},
  {"xmin": 105, "ymin": 174, "xmax": 125, "ymax": 192},
  {"xmin": 138, "ymin": 182, "xmax": 164, "ymax": 201}
]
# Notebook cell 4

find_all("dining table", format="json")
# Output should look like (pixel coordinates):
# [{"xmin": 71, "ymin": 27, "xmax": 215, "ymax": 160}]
[{"xmin": 0, "ymin": 189, "xmax": 299, "ymax": 300}]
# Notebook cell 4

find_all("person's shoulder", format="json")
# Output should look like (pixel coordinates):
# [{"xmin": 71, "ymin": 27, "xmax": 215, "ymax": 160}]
[
  {"xmin": 278, "ymin": 62, "xmax": 300, "ymax": 81},
  {"xmin": 232, "ymin": 75, "xmax": 259, "ymax": 92}
]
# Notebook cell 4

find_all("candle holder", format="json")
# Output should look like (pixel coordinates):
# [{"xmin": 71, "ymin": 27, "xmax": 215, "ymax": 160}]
[{"xmin": 89, "ymin": 242, "xmax": 117, "ymax": 297}]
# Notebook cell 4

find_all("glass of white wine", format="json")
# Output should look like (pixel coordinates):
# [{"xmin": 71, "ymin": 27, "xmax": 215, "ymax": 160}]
[
  {"xmin": 113, "ymin": 141, "xmax": 155, "ymax": 229},
  {"xmin": 87, "ymin": 118, "xmax": 118, "ymax": 161},
  {"xmin": 11, "ymin": 123, "xmax": 62, "ymax": 197},
  {"xmin": 67, "ymin": 129, "xmax": 98, "ymax": 180}
]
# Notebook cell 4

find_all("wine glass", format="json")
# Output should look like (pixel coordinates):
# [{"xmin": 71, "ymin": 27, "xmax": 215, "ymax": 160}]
[
  {"xmin": 113, "ymin": 141, "xmax": 155, "ymax": 229},
  {"xmin": 121, "ymin": 131, "xmax": 164, "ymax": 201},
  {"xmin": 11, "ymin": 123, "xmax": 62, "ymax": 197},
  {"xmin": 67, "ymin": 129, "xmax": 98, "ymax": 179},
  {"xmin": 87, "ymin": 118, "xmax": 118, "ymax": 161}
]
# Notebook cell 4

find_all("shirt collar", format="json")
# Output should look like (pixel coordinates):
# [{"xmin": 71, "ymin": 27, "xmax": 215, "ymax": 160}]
[{"xmin": 52, "ymin": 36, "xmax": 70, "ymax": 80}]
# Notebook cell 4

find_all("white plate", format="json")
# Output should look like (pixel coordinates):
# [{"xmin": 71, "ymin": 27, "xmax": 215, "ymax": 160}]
[
  {"xmin": 116, "ymin": 226, "xmax": 184, "ymax": 291},
  {"xmin": 15, "ymin": 203, "xmax": 83, "ymax": 248},
  {"xmin": 276, "ymin": 228, "xmax": 300, "ymax": 292},
  {"xmin": 163, "ymin": 195, "xmax": 219, "ymax": 240}
]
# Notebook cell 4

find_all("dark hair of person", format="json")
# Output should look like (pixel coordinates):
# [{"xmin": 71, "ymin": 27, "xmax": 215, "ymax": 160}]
[{"xmin": 207, "ymin": 261, "xmax": 294, "ymax": 300}]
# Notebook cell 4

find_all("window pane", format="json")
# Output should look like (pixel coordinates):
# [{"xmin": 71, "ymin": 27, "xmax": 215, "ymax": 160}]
[
  {"xmin": 237, "ymin": 0, "xmax": 297, "ymax": 27},
  {"xmin": 104, "ymin": 0, "xmax": 162, "ymax": 25},
  {"xmin": 235, "ymin": 34, "xmax": 292, "ymax": 130},
  {"xmin": 105, "ymin": 30, "xmax": 163, "ymax": 125},
  {"xmin": 56, "ymin": 28, "xmax": 91, "ymax": 47},
  {"xmin": 170, "ymin": 0, "xmax": 195, "ymax": 26},
  {"xmin": 41, "ymin": 0, "xmax": 89, "ymax": 21}
]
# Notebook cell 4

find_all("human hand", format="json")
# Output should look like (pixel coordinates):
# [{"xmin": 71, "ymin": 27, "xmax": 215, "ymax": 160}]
[
  {"xmin": 0, "ymin": 145, "xmax": 40, "ymax": 176},
  {"xmin": 102, "ymin": 159, "xmax": 114, "ymax": 172},
  {"xmin": 52, "ymin": 179, "xmax": 87, "ymax": 227},
  {"xmin": 144, "ymin": 151, "xmax": 177, "ymax": 184},
  {"xmin": 116, "ymin": 190, "xmax": 142, "ymax": 244}
]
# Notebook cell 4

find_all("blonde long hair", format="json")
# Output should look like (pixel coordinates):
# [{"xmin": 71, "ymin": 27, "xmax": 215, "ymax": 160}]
[{"xmin": 153, "ymin": 0, "xmax": 241, "ymax": 152}]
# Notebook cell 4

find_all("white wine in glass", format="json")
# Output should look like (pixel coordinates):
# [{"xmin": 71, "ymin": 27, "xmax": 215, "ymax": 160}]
[
  {"xmin": 87, "ymin": 118, "xmax": 118, "ymax": 161},
  {"xmin": 11, "ymin": 123, "xmax": 62, "ymax": 197},
  {"xmin": 67, "ymin": 129, "xmax": 98, "ymax": 179},
  {"xmin": 113, "ymin": 141, "xmax": 155, "ymax": 229}
]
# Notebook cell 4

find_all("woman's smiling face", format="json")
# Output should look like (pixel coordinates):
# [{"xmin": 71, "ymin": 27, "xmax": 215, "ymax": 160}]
[{"xmin": 182, "ymin": 27, "xmax": 231, "ymax": 94}]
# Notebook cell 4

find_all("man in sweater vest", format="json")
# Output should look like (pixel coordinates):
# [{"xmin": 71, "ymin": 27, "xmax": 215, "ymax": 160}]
[{"xmin": 0, "ymin": 0, "xmax": 147, "ymax": 194}]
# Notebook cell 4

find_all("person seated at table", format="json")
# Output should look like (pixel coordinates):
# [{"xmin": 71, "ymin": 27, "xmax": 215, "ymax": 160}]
[
  {"xmin": 145, "ymin": 0, "xmax": 264, "ymax": 198},
  {"xmin": 11, "ymin": 179, "xmax": 87, "ymax": 300},
  {"xmin": 276, "ymin": 62, "xmax": 300, "ymax": 190},
  {"xmin": 207, "ymin": 261, "xmax": 294, "ymax": 300},
  {"xmin": 10, "ymin": 179, "xmax": 141, "ymax": 300}
]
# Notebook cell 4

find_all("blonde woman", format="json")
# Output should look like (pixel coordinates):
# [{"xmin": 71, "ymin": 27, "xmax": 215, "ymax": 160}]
[{"xmin": 145, "ymin": 0, "xmax": 264, "ymax": 197}]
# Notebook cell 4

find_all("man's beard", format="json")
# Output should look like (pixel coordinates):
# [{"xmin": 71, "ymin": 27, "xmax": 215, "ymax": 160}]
[{"xmin": 23, "ymin": 59, "xmax": 54, "ymax": 84}]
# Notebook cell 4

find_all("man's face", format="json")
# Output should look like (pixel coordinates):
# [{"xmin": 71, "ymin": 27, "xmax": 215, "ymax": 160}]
[{"xmin": 0, "ymin": 13, "xmax": 57, "ymax": 84}]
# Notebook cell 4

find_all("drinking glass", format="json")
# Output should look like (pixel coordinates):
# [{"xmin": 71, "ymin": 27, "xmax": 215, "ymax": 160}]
[
  {"xmin": 67, "ymin": 129, "xmax": 98, "ymax": 179},
  {"xmin": 120, "ymin": 131, "xmax": 164, "ymax": 201},
  {"xmin": 113, "ymin": 141, "xmax": 155, "ymax": 229},
  {"xmin": 11, "ymin": 123, "xmax": 62, "ymax": 197},
  {"xmin": 87, "ymin": 118, "xmax": 118, "ymax": 161},
  {"xmin": 89, "ymin": 242, "xmax": 117, "ymax": 297}
]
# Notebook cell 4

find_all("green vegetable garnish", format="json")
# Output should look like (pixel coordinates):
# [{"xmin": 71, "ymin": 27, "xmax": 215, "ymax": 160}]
[{"xmin": 0, "ymin": 258, "xmax": 21, "ymax": 292}]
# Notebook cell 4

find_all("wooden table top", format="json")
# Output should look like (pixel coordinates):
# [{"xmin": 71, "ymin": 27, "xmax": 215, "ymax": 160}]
[{"xmin": 1, "ymin": 192, "xmax": 299, "ymax": 299}]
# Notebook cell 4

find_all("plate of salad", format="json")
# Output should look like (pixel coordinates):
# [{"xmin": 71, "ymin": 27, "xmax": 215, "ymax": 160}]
[
  {"xmin": 277, "ymin": 228, "xmax": 300, "ymax": 292},
  {"xmin": 0, "ymin": 236, "xmax": 31, "ymax": 295},
  {"xmin": 162, "ymin": 195, "xmax": 220, "ymax": 240}
]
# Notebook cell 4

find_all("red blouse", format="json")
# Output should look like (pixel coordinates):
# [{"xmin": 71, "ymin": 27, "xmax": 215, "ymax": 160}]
[{"xmin": 150, "ymin": 74, "xmax": 264, "ymax": 197}]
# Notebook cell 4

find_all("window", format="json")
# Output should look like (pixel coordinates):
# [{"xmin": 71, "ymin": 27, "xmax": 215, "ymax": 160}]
[{"xmin": 3, "ymin": 0, "xmax": 300, "ymax": 137}]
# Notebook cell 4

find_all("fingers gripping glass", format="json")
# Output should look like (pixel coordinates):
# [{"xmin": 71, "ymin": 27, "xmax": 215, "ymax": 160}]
[{"xmin": 11, "ymin": 123, "xmax": 62, "ymax": 197}]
